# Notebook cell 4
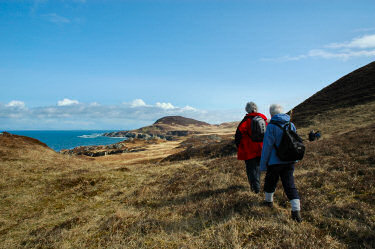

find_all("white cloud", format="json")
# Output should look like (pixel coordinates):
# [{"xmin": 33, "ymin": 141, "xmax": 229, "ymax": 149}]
[
  {"xmin": 308, "ymin": 49, "xmax": 375, "ymax": 60},
  {"xmin": 6, "ymin": 100, "xmax": 26, "ymax": 108},
  {"xmin": 182, "ymin": 105, "xmax": 197, "ymax": 111},
  {"xmin": 45, "ymin": 107, "xmax": 57, "ymax": 114},
  {"xmin": 326, "ymin": 34, "xmax": 375, "ymax": 49},
  {"xmin": 130, "ymin": 99, "xmax": 147, "ymax": 107},
  {"xmin": 42, "ymin": 13, "xmax": 70, "ymax": 24},
  {"xmin": 57, "ymin": 98, "xmax": 79, "ymax": 106},
  {"xmin": 0, "ymin": 100, "xmax": 242, "ymax": 129},
  {"xmin": 261, "ymin": 54, "xmax": 307, "ymax": 62},
  {"xmin": 263, "ymin": 34, "xmax": 375, "ymax": 62},
  {"xmin": 155, "ymin": 102, "xmax": 175, "ymax": 109}
]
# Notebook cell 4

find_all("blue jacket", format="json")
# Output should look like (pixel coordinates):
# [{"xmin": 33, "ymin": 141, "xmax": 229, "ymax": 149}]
[{"xmin": 260, "ymin": 113, "xmax": 296, "ymax": 171}]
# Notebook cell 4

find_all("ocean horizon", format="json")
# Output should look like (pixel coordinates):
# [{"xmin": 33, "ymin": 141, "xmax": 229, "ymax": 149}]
[{"xmin": 5, "ymin": 130, "xmax": 126, "ymax": 152}]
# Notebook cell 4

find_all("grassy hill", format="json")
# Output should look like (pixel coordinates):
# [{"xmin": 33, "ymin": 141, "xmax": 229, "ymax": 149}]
[
  {"xmin": 154, "ymin": 116, "xmax": 211, "ymax": 126},
  {"xmin": 1, "ymin": 63, "xmax": 375, "ymax": 248},
  {"xmin": 102, "ymin": 115, "xmax": 233, "ymax": 139},
  {"xmin": 291, "ymin": 61, "xmax": 375, "ymax": 128}
]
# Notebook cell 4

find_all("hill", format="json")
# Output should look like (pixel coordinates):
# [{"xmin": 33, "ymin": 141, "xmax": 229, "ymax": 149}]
[
  {"xmin": 154, "ymin": 116, "xmax": 210, "ymax": 126},
  {"xmin": 103, "ymin": 116, "xmax": 212, "ymax": 139},
  {"xmin": 291, "ymin": 61, "xmax": 375, "ymax": 127},
  {"xmin": 0, "ymin": 132, "xmax": 51, "ymax": 150},
  {"xmin": 103, "ymin": 115, "xmax": 233, "ymax": 140}
]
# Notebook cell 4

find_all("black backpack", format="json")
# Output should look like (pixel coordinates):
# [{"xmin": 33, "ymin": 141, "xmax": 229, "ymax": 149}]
[
  {"xmin": 270, "ymin": 121, "xmax": 305, "ymax": 161},
  {"xmin": 235, "ymin": 116, "xmax": 266, "ymax": 147},
  {"xmin": 250, "ymin": 116, "xmax": 266, "ymax": 142}
]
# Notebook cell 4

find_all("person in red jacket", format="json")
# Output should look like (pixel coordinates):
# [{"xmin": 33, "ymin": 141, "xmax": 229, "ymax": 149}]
[{"xmin": 235, "ymin": 102, "xmax": 268, "ymax": 193}]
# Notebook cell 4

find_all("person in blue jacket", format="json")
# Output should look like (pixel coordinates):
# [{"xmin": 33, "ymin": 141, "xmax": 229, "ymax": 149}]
[{"xmin": 260, "ymin": 104, "xmax": 302, "ymax": 222}]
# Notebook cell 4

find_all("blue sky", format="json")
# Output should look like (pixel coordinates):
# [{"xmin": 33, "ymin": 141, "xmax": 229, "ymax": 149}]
[{"xmin": 1, "ymin": 0, "xmax": 375, "ymax": 130}]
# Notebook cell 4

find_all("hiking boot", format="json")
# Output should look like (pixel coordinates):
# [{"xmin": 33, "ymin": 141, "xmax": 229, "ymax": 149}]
[
  {"xmin": 262, "ymin": 201, "xmax": 273, "ymax": 208},
  {"xmin": 250, "ymin": 186, "xmax": 260, "ymax": 194},
  {"xmin": 251, "ymin": 188, "xmax": 260, "ymax": 194},
  {"xmin": 291, "ymin": 211, "xmax": 302, "ymax": 223}
]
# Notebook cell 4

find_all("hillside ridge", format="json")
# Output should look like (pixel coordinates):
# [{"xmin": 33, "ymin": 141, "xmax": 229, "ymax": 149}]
[{"xmin": 291, "ymin": 61, "xmax": 375, "ymax": 127}]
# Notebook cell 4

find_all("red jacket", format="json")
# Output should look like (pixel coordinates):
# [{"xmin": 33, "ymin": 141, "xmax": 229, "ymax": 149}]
[{"xmin": 237, "ymin": 112, "xmax": 268, "ymax": 160}]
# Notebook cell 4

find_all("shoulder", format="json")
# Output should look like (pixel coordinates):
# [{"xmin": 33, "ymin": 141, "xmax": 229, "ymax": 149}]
[
  {"xmin": 256, "ymin": 113, "xmax": 268, "ymax": 120},
  {"xmin": 238, "ymin": 116, "xmax": 250, "ymax": 124},
  {"xmin": 238, "ymin": 116, "xmax": 251, "ymax": 129},
  {"xmin": 268, "ymin": 120, "xmax": 281, "ymax": 128}
]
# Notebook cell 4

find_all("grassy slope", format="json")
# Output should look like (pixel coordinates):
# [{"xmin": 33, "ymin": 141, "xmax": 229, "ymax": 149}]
[
  {"xmin": 1, "ymin": 110, "xmax": 375, "ymax": 248},
  {"xmin": 297, "ymin": 101, "xmax": 375, "ymax": 140},
  {"xmin": 291, "ymin": 61, "xmax": 375, "ymax": 127}
]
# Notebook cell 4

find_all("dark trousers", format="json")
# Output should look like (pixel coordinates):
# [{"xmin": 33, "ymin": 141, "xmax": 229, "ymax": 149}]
[
  {"xmin": 245, "ymin": 157, "xmax": 261, "ymax": 193},
  {"xmin": 264, "ymin": 164, "xmax": 300, "ymax": 200}
]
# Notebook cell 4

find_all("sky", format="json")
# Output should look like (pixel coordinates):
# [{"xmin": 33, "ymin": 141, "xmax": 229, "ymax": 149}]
[{"xmin": 1, "ymin": 0, "xmax": 375, "ymax": 130}]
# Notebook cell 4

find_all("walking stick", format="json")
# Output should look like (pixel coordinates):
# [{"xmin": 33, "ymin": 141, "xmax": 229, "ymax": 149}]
[{"xmin": 290, "ymin": 109, "xmax": 293, "ymax": 122}]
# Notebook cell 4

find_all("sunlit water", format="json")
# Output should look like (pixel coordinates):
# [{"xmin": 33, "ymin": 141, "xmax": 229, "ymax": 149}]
[{"xmin": 7, "ymin": 130, "xmax": 126, "ymax": 151}]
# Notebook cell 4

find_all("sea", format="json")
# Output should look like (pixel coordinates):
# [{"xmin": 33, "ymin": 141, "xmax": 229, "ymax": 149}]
[{"xmin": 6, "ymin": 130, "xmax": 126, "ymax": 152}]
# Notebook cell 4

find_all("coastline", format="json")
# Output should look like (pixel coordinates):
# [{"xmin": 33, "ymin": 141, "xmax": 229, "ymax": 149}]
[{"xmin": 6, "ymin": 130, "xmax": 126, "ymax": 152}]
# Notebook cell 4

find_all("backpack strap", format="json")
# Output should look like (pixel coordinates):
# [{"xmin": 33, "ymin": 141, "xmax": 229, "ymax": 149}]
[
  {"xmin": 235, "ymin": 116, "xmax": 253, "ymax": 147},
  {"xmin": 268, "ymin": 121, "xmax": 290, "ymax": 150},
  {"xmin": 247, "ymin": 115, "xmax": 255, "ymax": 131},
  {"xmin": 269, "ymin": 120, "xmax": 290, "ymax": 130},
  {"xmin": 241, "ymin": 115, "xmax": 253, "ymax": 135},
  {"xmin": 269, "ymin": 121, "xmax": 282, "ymax": 129}
]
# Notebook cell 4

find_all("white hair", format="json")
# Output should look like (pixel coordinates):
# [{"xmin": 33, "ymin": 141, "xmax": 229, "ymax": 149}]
[
  {"xmin": 245, "ymin": 102, "xmax": 258, "ymax": 113},
  {"xmin": 269, "ymin": 104, "xmax": 283, "ymax": 116}
]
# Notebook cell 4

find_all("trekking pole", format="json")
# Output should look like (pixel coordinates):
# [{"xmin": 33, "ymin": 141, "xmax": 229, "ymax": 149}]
[{"xmin": 290, "ymin": 109, "xmax": 293, "ymax": 122}]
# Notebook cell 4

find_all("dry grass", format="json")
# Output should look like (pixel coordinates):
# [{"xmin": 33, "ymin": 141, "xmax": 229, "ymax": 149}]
[
  {"xmin": 297, "ymin": 101, "xmax": 375, "ymax": 140},
  {"xmin": 93, "ymin": 140, "xmax": 184, "ymax": 166},
  {"xmin": 1, "ymin": 104, "xmax": 375, "ymax": 248}
]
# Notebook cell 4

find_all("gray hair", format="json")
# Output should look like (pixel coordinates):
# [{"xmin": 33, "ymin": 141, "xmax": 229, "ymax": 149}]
[
  {"xmin": 269, "ymin": 104, "xmax": 283, "ymax": 116},
  {"xmin": 245, "ymin": 102, "xmax": 258, "ymax": 113}
]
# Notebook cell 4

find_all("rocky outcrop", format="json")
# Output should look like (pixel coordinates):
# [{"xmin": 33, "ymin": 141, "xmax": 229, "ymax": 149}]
[
  {"xmin": 60, "ymin": 138, "xmax": 159, "ymax": 157},
  {"xmin": 103, "ymin": 131, "xmax": 129, "ymax": 137},
  {"xmin": 63, "ymin": 147, "xmax": 147, "ymax": 157},
  {"xmin": 166, "ymin": 130, "xmax": 190, "ymax": 136},
  {"xmin": 103, "ymin": 130, "xmax": 192, "ymax": 141}
]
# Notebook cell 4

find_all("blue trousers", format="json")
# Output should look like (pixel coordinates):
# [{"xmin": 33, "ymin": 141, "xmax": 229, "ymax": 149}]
[
  {"xmin": 264, "ymin": 163, "xmax": 300, "ymax": 200},
  {"xmin": 245, "ymin": 157, "xmax": 261, "ymax": 193}
]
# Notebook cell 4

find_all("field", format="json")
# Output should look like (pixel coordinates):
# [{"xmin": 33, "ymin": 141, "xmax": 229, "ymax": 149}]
[{"xmin": 1, "ymin": 103, "xmax": 374, "ymax": 248}]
